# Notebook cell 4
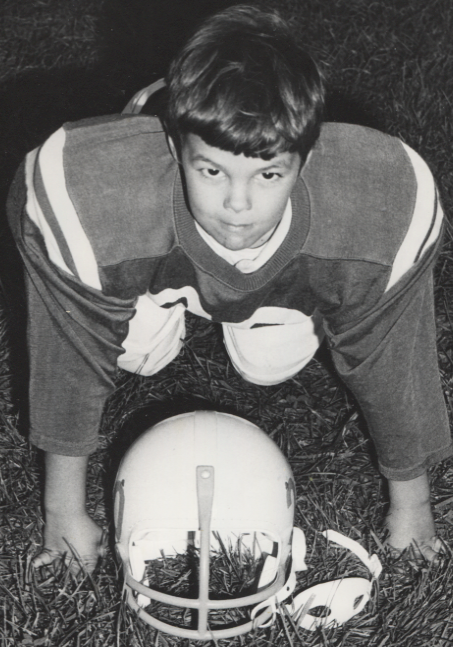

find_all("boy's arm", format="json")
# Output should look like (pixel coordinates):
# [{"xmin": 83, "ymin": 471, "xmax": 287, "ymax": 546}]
[
  {"xmin": 7, "ymin": 159, "xmax": 136, "ymax": 456},
  {"xmin": 325, "ymin": 236, "xmax": 451, "ymax": 481}
]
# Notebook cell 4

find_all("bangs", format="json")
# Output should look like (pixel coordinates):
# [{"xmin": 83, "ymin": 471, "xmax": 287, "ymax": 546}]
[{"xmin": 177, "ymin": 79, "xmax": 301, "ymax": 159}]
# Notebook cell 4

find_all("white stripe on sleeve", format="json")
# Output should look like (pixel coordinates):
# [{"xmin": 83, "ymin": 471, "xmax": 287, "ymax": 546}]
[
  {"xmin": 386, "ymin": 143, "xmax": 443, "ymax": 291},
  {"xmin": 25, "ymin": 147, "xmax": 75, "ymax": 276},
  {"xmin": 37, "ymin": 128, "xmax": 102, "ymax": 290}
]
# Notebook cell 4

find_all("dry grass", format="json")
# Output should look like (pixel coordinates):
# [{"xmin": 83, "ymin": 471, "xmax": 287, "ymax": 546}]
[{"xmin": 2, "ymin": 0, "xmax": 453, "ymax": 645}]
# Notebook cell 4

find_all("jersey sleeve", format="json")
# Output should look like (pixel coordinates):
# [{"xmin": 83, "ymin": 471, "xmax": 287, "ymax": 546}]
[
  {"xmin": 384, "ymin": 143, "xmax": 443, "ymax": 291},
  {"xmin": 324, "ymin": 231, "xmax": 451, "ymax": 480},
  {"xmin": 7, "ymin": 146, "xmax": 137, "ymax": 456}
]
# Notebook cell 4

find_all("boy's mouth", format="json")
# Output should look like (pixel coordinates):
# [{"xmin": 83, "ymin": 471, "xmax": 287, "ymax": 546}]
[{"xmin": 222, "ymin": 222, "xmax": 250, "ymax": 231}]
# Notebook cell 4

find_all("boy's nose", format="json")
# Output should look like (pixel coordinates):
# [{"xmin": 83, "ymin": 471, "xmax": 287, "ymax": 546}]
[{"xmin": 224, "ymin": 182, "xmax": 251, "ymax": 212}]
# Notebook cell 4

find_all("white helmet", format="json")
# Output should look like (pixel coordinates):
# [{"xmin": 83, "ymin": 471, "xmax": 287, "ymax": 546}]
[
  {"xmin": 114, "ymin": 410, "xmax": 382, "ymax": 640},
  {"xmin": 113, "ymin": 410, "xmax": 306, "ymax": 640}
]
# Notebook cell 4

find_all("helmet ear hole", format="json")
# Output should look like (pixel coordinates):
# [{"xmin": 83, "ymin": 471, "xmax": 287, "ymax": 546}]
[
  {"xmin": 353, "ymin": 595, "xmax": 364, "ymax": 610},
  {"xmin": 308, "ymin": 605, "xmax": 331, "ymax": 619}
]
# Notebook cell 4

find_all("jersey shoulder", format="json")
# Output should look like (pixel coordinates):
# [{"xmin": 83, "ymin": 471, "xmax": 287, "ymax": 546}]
[
  {"xmin": 60, "ymin": 115, "xmax": 178, "ymax": 266},
  {"xmin": 300, "ymin": 123, "xmax": 417, "ymax": 265}
]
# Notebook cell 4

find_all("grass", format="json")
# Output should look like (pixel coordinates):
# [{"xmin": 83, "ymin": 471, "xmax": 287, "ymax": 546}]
[{"xmin": 1, "ymin": 0, "xmax": 453, "ymax": 645}]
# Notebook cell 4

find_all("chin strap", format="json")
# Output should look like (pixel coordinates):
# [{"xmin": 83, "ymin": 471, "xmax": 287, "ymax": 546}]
[
  {"xmin": 321, "ymin": 529, "xmax": 382, "ymax": 578},
  {"xmin": 122, "ymin": 78, "xmax": 166, "ymax": 115},
  {"xmin": 251, "ymin": 528, "xmax": 382, "ymax": 631}
]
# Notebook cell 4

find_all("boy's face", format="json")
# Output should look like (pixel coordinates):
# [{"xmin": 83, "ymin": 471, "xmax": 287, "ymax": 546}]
[{"xmin": 175, "ymin": 134, "xmax": 301, "ymax": 251}]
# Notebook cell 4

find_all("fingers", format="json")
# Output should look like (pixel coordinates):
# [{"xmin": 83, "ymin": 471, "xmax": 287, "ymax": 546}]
[
  {"xmin": 27, "ymin": 548, "xmax": 64, "ymax": 583},
  {"xmin": 31, "ymin": 547, "xmax": 63, "ymax": 569},
  {"xmin": 29, "ymin": 530, "xmax": 108, "ymax": 577},
  {"xmin": 65, "ymin": 551, "xmax": 101, "ymax": 576},
  {"xmin": 415, "ymin": 536, "xmax": 447, "ymax": 564},
  {"xmin": 387, "ymin": 535, "xmax": 447, "ymax": 565}
]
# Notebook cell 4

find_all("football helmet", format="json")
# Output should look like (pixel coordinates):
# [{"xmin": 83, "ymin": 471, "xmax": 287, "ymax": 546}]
[
  {"xmin": 114, "ymin": 410, "xmax": 306, "ymax": 639},
  {"xmin": 114, "ymin": 410, "xmax": 381, "ymax": 639}
]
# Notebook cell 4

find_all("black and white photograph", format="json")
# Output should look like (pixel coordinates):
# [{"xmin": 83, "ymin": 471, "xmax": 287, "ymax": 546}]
[{"xmin": 1, "ymin": 1, "xmax": 453, "ymax": 645}]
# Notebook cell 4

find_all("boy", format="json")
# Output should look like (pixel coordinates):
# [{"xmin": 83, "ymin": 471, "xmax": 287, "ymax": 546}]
[{"xmin": 7, "ymin": 4, "xmax": 451, "ymax": 572}]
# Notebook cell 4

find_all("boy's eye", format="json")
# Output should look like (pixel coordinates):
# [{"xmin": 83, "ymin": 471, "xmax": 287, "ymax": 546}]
[
  {"xmin": 261, "ymin": 172, "xmax": 280, "ymax": 181},
  {"xmin": 201, "ymin": 168, "xmax": 221, "ymax": 177}
]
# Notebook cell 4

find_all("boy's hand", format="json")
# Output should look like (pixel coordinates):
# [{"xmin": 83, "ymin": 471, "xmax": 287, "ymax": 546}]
[
  {"xmin": 31, "ymin": 511, "xmax": 106, "ymax": 575},
  {"xmin": 385, "ymin": 472, "xmax": 443, "ymax": 562},
  {"xmin": 30, "ymin": 452, "xmax": 106, "ymax": 576}
]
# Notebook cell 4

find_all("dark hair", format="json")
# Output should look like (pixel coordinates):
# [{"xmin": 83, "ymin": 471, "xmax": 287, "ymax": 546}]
[{"xmin": 165, "ymin": 4, "xmax": 324, "ymax": 161}]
